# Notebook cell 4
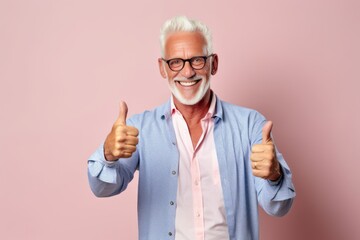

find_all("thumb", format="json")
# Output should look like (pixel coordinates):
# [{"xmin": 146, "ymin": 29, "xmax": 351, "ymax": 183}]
[
  {"xmin": 117, "ymin": 101, "xmax": 128, "ymax": 125},
  {"xmin": 262, "ymin": 121, "xmax": 273, "ymax": 144}
]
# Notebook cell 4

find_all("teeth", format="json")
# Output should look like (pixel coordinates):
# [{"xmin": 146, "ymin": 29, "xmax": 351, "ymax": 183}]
[{"xmin": 178, "ymin": 81, "xmax": 197, "ymax": 86}]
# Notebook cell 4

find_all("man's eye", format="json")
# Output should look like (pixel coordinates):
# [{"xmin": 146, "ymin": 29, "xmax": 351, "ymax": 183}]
[
  {"xmin": 170, "ymin": 59, "xmax": 181, "ymax": 65},
  {"xmin": 192, "ymin": 57, "xmax": 204, "ymax": 65}
]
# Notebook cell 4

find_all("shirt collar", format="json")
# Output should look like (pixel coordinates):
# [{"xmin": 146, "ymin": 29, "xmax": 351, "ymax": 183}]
[
  {"xmin": 170, "ymin": 92, "xmax": 217, "ymax": 120},
  {"xmin": 160, "ymin": 92, "xmax": 223, "ymax": 122}
]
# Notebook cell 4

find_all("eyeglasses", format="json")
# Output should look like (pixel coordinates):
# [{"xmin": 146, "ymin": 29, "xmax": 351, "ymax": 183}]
[{"xmin": 162, "ymin": 54, "xmax": 214, "ymax": 72}]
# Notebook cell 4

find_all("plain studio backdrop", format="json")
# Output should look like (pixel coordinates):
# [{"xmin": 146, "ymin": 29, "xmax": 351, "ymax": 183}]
[{"xmin": 0, "ymin": 0, "xmax": 359, "ymax": 239}]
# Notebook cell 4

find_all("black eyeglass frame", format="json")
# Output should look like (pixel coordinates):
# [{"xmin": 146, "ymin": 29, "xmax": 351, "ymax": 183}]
[{"xmin": 162, "ymin": 54, "xmax": 215, "ymax": 72}]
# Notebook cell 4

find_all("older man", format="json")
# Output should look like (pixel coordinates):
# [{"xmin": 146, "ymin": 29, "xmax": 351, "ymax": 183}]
[{"xmin": 88, "ymin": 16, "xmax": 295, "ymax": 240}]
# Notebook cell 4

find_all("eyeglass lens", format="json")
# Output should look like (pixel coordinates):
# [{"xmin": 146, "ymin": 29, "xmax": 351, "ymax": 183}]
[{"xmin": 168, "ymin": 57, "xmax": 206, "ymax": 71}]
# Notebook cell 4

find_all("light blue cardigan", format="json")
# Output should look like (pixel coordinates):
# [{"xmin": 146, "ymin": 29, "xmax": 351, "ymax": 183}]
[{"xmin": 88, "ymin": 97, "xmax": 296, "ymax": 240}]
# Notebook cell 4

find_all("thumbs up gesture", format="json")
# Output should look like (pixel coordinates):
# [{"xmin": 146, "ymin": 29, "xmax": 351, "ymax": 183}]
[
  {"xmin": 250, "ymin": 121, "xmax": 282, "ymax": 181},
  {"xmin": 104, "ymin": 101, "xmax": 139, "ymax": 161}
]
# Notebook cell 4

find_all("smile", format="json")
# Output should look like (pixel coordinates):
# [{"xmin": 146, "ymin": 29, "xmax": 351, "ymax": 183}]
[{"xmin": 176, "ymin": 79, "xmax": 201, "ymax": 87}]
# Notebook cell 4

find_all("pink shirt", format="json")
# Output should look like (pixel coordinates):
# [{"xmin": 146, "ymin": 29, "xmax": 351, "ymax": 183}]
[{"xmin": 171, "ymin": 95, "xmax": 229, "ymax": 240}]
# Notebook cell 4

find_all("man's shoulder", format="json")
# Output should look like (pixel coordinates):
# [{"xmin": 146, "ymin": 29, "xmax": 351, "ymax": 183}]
[
  {"xmin": 220, "ymin": 99, "xmax": 254, "ymax": 112},
  {"xmin": 217, "ymin": 98, "xmax": 267, "ymax": 134},
  {"xmin": 218, "ymin": 98, "xmax": 263, "ymax": 118},
  {"xmin": 127, "ymin": 100, "xmax": 170, "ymax": 125}
]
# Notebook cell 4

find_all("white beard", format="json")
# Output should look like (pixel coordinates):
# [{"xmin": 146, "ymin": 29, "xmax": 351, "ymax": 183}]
[
  {"xmin": 164, "ymin": 64, "xmax": 212, "ymax": 105},
  {"xmin": 168, "ymin": 76, "xmax": 211, "ymax": 105}
]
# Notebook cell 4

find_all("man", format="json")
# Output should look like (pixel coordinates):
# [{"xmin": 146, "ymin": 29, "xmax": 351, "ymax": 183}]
[{"xmin": 88, "ymin": 16, "xmax": 295, "ymax": 240}]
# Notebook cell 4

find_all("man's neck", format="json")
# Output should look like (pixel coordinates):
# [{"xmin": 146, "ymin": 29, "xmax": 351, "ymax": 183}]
[{"xmin": 173, "ymin": 90, "xmax": 212, "ymax": 126}]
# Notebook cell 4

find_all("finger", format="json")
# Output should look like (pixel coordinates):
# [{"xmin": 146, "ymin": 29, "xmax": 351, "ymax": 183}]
[
  {"xmin": 252, "ymin": 144, "xmax": 273, "ymax": 153},
  {"xmin": 126, "ymin": 126, "xmax": 139, "ymax": 137},
  {"xmin": 116, "ymin": 135, "xmax": 138, "ymax": 145},
  {"xmin": 252, "ymin": 169, "xmax": 268, "ymax": 178},
  {"xmin": 124, "ymin": 136, "xmax": 139, "ymax": 145},
  {"xmin": 252, "ymin": 160, "xmax": 269, "ymax": 169},
  {"xmin": 116, "ymin": 101, "xmax": 128, "ymax": 125},
  {"xmin": 121, "ymin": 152, "xmax": 133, "ymax": 158},
  {"xmin": 122, "ymin": 144, "xmax": 137, "ymax": 153},
  {"xmin": 250, "ymin": 153, "xmax": 265, "ymax": 162},
  {"xmin": 262, "ymin": 121, "xmax": 273, "ymax": 144}
]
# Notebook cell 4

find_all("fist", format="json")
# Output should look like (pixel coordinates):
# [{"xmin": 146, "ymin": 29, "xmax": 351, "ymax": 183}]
[
  {"xmin": 250, "ymin": 121, "xmax": 281, "ymax": 181},
  {"xmin": 104, "ymin": 101, "xmax": 139, "ymax": 161}
]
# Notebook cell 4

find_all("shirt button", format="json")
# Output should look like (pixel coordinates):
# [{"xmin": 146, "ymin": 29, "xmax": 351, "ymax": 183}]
[
  {"xmin": 168, "ymin": 232, "xmax": 173, "ymax": 236},
  {"xmin": 170, "ymin": 201, "xmax": 174, "ymax": 205},
  {"xmin": 196, "ymin": 212, "xmax": 201, "ymax": 217},
  {"xmin": 172, "ymin": 171, "xmax": 176, "ymax": 175},
  {"xmin": 194, "ymin": 180, "xmax": 199, "ymax": 186}
]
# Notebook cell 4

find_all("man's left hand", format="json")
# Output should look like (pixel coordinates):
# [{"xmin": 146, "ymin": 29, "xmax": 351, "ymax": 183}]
[{"xmin": 250, "ymin": 121, "xmax": 282, "ymax": 181}]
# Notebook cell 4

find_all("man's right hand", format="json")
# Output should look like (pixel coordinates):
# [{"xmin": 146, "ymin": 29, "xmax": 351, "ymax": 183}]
[{"xmin": 104, "ymin": 101, "xmax": 139, "ymax": 161}]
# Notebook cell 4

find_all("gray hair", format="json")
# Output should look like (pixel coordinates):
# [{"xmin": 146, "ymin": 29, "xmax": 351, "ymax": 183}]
[{"xmin": 159, "ymin": 16, "xmax": 213, "ymax": 57}]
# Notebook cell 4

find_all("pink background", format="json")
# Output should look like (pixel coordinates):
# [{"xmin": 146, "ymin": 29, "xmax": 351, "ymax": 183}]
[{"xmin": 1, "ymin": 0, "xmax": 359, "ymax": 239}]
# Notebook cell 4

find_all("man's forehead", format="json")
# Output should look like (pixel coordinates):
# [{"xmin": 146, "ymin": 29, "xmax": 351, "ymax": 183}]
[
  {"xmin": 166, "ymin": 31, "xmax": 205, "ymax": 45},
  {"xmin": 164, "ymin": 31, "xmax": 206, "ymax": 57}
]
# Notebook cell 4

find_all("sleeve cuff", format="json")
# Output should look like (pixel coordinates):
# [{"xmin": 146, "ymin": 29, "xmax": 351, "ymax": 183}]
[
  {"xmin": 267, "ymin": 173, "xmax": 283, "ymax": 186},
  {"xmin": 87, "ymin": 144, "xmax": 118, "ymax": 184},
  {"xmin": 264, "ymin": 164, "xmax": 296, "ymax": 201}
]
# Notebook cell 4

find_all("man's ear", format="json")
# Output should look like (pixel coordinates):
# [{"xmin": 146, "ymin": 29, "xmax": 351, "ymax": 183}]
[
  {"xmin": 211, "ymin": 54, "xmax": 219, "ymax": 75},
  {"xmin": 158, "ymin": 58, "xmax": 167, "ymax": 79}
]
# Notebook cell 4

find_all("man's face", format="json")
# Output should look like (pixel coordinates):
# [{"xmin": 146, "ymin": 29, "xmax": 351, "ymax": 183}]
[{"xmin": 158, "ymin": 31, "xmax": 217, "ymax": 105}]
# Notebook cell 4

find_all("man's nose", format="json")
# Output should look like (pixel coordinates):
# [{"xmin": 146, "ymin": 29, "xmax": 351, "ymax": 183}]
[{"xmin": 181, "ymin": 61, "xmax": 196, "ymax": 78}]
